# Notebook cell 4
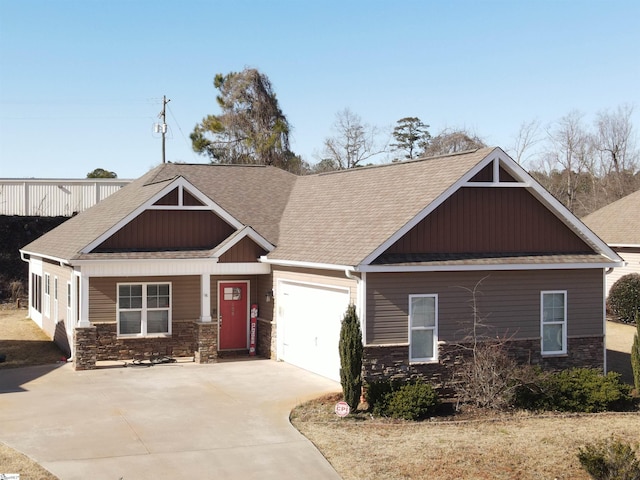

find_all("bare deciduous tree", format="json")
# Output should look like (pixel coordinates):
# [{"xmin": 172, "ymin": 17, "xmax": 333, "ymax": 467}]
[
  {"xmin": 422, "ymin": 128, "xmax": 486, "ymax": 157},
  {"xmin": 319, "ymin": 109, "xmax": 388, "ymax": 170}
]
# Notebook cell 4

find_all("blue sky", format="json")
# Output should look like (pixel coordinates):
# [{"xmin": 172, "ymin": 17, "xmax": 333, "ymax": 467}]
[{"xmin": 1, "ymin": 0, "xmax": 639, "ymax": 179}]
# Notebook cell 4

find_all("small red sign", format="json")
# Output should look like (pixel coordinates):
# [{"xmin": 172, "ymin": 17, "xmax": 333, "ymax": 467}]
[{"xmin": 335, "ymin": 401, "xmax": 350, "ymax": 417}]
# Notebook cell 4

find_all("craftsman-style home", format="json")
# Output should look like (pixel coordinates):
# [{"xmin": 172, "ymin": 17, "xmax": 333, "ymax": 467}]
[{"xmin": 20, "ymin": 147, "xmax": 623, "ymax": 382}]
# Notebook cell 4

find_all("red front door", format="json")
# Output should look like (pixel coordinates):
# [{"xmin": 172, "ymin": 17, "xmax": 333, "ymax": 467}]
[{"xmin": 219, "ymin": 282, "xmax": 248, "ymax": 350}]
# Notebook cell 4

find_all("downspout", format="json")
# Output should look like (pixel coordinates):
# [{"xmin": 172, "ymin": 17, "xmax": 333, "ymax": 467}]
[
  {"xmin": 345, "ymin": 267, "xmax": 365, "ymax": 339},
  {"xmin": 602, "ymin": 267, "xmax": 616, "ymax": 374}
]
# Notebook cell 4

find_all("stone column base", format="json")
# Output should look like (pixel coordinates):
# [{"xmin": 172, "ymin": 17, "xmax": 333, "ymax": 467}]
[
  {"xmin": 73, "ymin": 326, "xmax": 97, "ymax": 370},
  {"xmin": 194, "ymin": 321, "xmax": 218, "ymax": 364}
]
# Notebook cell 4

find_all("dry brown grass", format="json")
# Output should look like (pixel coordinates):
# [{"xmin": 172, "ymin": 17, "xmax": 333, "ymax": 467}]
[
  {"xmin": 292, "ymin": 393, "xmax": 640, "ymax": 480},
  {"xmin": 0, "ymin": 442, "xmax": 58, "ymax": 480},
  {"xmin": 0, "ymin": 304, "xmax": 62, "ymax": 479},
  {"xmin": 0, "ymin": 304, "xmax": 65, "ymax": 368}
]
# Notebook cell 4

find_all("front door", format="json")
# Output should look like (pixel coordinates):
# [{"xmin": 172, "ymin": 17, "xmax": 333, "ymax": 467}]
[{"xmin": 218, "ymin": 282, "xmax": 248, "ymax": 350}]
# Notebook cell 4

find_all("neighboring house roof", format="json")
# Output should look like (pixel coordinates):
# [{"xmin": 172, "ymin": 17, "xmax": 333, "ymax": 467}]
[
  {"xmin": 582, "ymin": 189, "xmax": 640, "ymax": 247},
  {"xmin": 21, "ymin": 147, "xmax": 623, "ymax": 269}
]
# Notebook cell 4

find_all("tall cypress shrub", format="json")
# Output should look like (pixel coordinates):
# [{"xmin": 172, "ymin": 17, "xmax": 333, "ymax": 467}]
[
  {"xmin": 339, "ymin": 304, "xmax": 363, "ymax": 411},
  {"xmin": 632, "ymin": 311, "xmax": 640, "ymax": 392}
]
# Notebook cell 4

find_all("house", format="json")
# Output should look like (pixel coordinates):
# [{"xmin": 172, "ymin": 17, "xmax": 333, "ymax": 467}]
[
  {"xmin": 582, "ymin": 188, "xmax": 640, "ymax": 296},
  {"xmin": 20, "ymin": 147, "xmax": 623, "ymax": 383}
]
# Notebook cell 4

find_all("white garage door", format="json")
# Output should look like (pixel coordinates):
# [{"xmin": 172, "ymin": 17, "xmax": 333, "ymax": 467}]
[{"xmin": 278, "ymin": 281, "xmax": 350, "ymax": 381}]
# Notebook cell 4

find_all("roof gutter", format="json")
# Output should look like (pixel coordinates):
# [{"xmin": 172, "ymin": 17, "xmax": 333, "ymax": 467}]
[
  {"xmin": 259, "ymin": 256, "xmax": 357, "ymax": 273},
  {"xmin": 19, "ymin": 249, "xmax": 70, "ymax": 267}
]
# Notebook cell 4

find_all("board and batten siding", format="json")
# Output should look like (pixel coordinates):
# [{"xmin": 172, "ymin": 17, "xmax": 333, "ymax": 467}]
[
  {"xmin": 95, "ymin": 210, "xmax": 235, "ymax": 251},
  {"xmin": 89, "ymin": 276, "xmax": 200, "ymax": 323},
  {"xmin": 385, "ymin": 187, "xmax": 592, "ymax": 255},
  {"xmin": 365, "ymin": 269, "xmax": 604, "ymax": 345}
]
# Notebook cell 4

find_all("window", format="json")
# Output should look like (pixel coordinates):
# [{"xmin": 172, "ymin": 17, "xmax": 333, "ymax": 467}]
[
  {"xmin": 31, "ymin": 273, "xmax": 42, "ymax": 313},
  {"xmin": 409, "ymin": 294, "xmax": 438, "ymax": 362},
  {"xmin": 541, "ymin": 291, "xmax": 567, "ymax": 355},
  {"xmin": 66, "ymin": 281, "xmax": 73, "ymax": 330},
  {"xmin": 117, "ymin": 283, "xmax": 171, "ymax": 337},
  {"xmin": 44, "ymin": 273, "xmax": 51, "ymax": 317}
]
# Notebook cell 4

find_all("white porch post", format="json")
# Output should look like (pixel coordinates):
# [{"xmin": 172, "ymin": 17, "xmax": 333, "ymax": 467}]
[
  {"xmin": 200, "ymin": 273, "xmax": 212, "ymax": 322},
  {"xmin": 77, "ymin": 272, "xmax": 91, "ymax": 327}
]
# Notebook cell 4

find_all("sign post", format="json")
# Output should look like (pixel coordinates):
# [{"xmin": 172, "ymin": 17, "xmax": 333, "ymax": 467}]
[{"xmin": 335, "ymin": 401, "xmax": 350, "ymax": 418}]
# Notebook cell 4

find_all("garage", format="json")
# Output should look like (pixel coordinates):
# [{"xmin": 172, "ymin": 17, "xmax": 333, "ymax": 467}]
[{"xmin": 277, "ymin": 280, "xmax": 351, "ymax": 381}]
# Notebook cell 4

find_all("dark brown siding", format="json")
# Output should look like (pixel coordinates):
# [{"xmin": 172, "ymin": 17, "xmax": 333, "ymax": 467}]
[
  {"xmin": 89, "ymin": 275, "xmax": 200, "ymax": 323},
  {"xmin": 95, "ymin": 210, "xmax": 235, "ymax": 251},
  {"xmin": 154, "ymin": 188, "xmax": 179, "ymax": 205},
  {"xmin": 470, "ymin": 165, "xmax": 518, "ymax": 182},
  {"xmin": 365, "ymin": 269, "xmax": 603, "ymax": 344},
  {"xmin": 183, "ymin": 190, "xmax": 204, "ymax": 206},
  {"xmin": 219, "ymin": 237, "xmax": 267, "ymax": 263},
  {"xmin": 386, "ymin": 187, "xmax": 591, "ymax": 254}
]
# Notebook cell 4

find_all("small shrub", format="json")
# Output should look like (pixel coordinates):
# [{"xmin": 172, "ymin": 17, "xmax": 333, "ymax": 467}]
[
  {"xmin": 515, "ymin": 368, "xmax": 633, "ymax": 413},
  {"xmin": 578, "ymin": 437, "xmax": 640, "ymax": 480},
  {"xmin": 372, "ymin": 381, "xmax": 440, "ymax": 421},
  {"xmin": 607, "ymin": 273, "xmax": 640, "ymax": 325}
]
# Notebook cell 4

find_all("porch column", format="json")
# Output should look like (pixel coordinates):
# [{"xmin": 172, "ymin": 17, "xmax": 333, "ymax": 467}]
[
  {"xmin": 200, "ymin": 273, "xmax": 212, "ymax": 322},
  {"xmin": 77, "ymin": 272, "xmax": 91, "ymax": 327}
]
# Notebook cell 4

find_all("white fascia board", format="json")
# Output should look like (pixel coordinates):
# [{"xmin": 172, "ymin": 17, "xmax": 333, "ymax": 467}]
[
  {"xmin": 361, "ymin": 148, "xmax": 501, "ymax": 266},
  {"xmin": 361, "ymin": 147, "xmax": 623, "ymax": 266},
  {"xmin": 213, "ymin": 226, "xmax": 274, "ymax": 258},
  {"xmin": 498, "ymin": 153, "xmax": 624, "ymax": 263},
  {"xmin": 19, "ymin": 249, "xmax": 70, "ymax": 266},
  {"xmin": 260, "ymin": 256, "xmax": 355, "ymax": 272},
  {"xmin": 80, "ymin": 176, "xmax": 244, "ymax": 254},
  {"xmin": 72, "ymin": 258, "xmax": 270, "ymax": 277},
  {"xmin": 358, "ymin": 260, "xmax": 625, "ymax": 273}
]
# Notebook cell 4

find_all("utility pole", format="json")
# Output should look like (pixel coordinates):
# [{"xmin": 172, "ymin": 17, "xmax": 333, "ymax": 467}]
[{"xmin": 159, "ymin": 95, "xmax": 170, "ymax": 163}]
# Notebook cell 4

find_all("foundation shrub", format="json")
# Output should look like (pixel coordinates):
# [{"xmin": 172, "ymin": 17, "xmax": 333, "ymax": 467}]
[
  {"xmin": 607, "ymin": 273, "xmax": 640, "ymax": 325},
  {"xmin": 367, "ymin": 380, "xmax": 439, "ymax": 420},
  {"xmin": 515, "ymin": 368, "xmax": 633, "ymax": 413},
  {"xmin": 578, "ymin": 437, "xmax": 640, "ymax": 480}
]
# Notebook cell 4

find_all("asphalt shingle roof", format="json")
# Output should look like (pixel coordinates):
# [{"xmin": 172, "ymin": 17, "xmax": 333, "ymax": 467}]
[
  {"xmin": 26, "ymin": 147, "xmax": 612, "ymax": 268},
  {"xmin": 582, "ymin": 189, "xmax": 640, "ymax": 246}
]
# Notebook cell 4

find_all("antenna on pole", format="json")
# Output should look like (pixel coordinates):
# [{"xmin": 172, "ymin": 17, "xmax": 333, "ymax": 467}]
[{"xmin": 155, "ymin": 95, "xmax": 171, "ymax": 163}]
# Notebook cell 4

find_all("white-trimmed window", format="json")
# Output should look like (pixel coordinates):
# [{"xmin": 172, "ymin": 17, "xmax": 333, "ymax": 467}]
[
  {"xmin": 541, "ymin": 290, "xmax": 567, "ymax": 355},
  {"xmin": 66, "ymin": 281, "xmax": 73, "ymax": 330},
  {"xmin": 44, "ymin": 273, "xmax": 51, "ymax": 317},
  {"xmin": 409, "ymin": 294, "xmax": 438, "ymax": 362},
  {"xmin": 117, "ymin": 282, "xmax": 171, "ymax": 337}
]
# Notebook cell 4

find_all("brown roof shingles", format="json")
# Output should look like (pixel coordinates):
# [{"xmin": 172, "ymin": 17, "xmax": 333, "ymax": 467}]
[
  {"xmin": 30, "ymin": 147, "xmax": 597, "ymax": 268},
  {"xmin": 582, "ymin": 189, "xmax": 640, "ymax": 246},
  {"xmin": 271, "ymin": 148, "xmax": 493, "ymax": 265}
]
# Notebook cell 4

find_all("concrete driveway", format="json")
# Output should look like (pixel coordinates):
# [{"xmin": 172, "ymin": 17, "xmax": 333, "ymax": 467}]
[{"xmin": 0, "ymin": 359, "xmax": 342, "ymax": 480}]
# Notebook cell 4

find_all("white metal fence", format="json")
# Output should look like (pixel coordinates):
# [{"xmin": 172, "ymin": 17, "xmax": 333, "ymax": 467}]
[{"xmin": 0, "ymin": 178, "xmax": 131, "ymax": 216}]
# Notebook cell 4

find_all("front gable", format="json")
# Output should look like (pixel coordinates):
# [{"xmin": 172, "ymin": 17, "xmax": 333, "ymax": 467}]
[
  {"xmin": 81, "ymin": 176, "xmax": 272, "ymax": 260},
  {"xmin": 364, "ymin": 148, "xmax": 621, "ymax": 268},
  {"xmin": 382, "ymin": 186, "xmax": 592, "ymax": 256}
]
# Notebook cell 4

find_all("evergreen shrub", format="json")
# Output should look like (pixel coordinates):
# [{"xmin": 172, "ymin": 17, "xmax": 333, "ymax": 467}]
[{"xmin": 608, "ymin": 273, "xmax": 640, "ymax": 325}]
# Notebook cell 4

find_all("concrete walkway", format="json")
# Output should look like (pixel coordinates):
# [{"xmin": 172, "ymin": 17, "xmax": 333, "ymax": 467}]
[{"xmin": 0, "ymin": 359, "xmax": 342, "ymax": 480}]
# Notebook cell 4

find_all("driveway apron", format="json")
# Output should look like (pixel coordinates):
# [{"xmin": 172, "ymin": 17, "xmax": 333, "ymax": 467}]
[{"xmin": 0, "ymin": 359, "xmax": 342, "ymax": 480}]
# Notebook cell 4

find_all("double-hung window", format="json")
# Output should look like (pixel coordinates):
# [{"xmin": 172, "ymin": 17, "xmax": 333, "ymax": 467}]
[
  {"xmin": 541, "ymin": 290, "xmax": 567, "ymax": 355},
  {"xmin": 409, "ymin": 294, "xmax": 438, "ymax": 362},
  {"xmin": 117, "ymin": 282, "xmax": 171, "ymax": 337},
  {"xmin": 44, "ymin": 273, "xmax": 51, "ymax": 317}
]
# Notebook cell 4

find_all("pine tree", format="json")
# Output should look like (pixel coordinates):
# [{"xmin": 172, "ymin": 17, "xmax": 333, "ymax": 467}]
[{"xmin": 339, "ymin": 304, "xmax": 363, "ymax": 411}]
